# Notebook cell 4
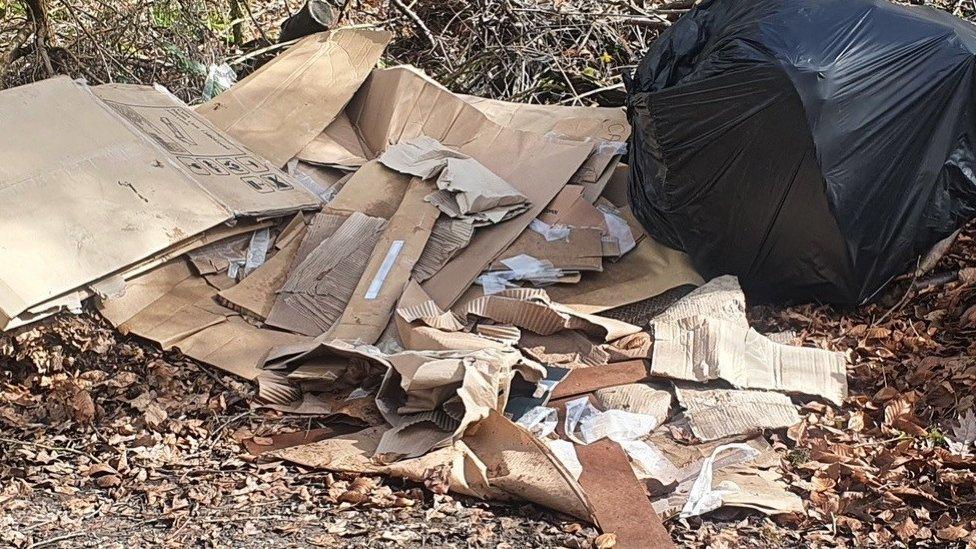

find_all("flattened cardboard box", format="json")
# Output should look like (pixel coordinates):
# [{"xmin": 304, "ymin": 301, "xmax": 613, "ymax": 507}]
[
  {"xmin": 197, "ymin": 28, "xmax": 391, "ymax": 167},
  {"xmin": 0, "ymin": 77, "xmax": 315, "ymax": 329}
]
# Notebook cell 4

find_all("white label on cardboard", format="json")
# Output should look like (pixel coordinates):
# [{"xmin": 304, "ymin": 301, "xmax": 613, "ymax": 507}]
[{"xmin": 365, "ymin": 240, "xmax": 404, "ymax": 300}]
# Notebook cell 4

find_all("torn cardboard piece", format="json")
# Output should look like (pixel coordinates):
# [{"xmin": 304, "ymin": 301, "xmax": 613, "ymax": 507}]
[
  {"xmin": 459, "ymin": 95, "xmax": 630, "ymax": 203},
  {"xmin": 413, "ymin": 218, "xmax": 475, "ymax": 283},
  {"xmin": 518, "ymin": 330, "xmax": 609, "ymax": 370},
  {"xmin": 379, "ymin": 136, "xmax": 530, "ymax": 226},
  {"xmin": 266, "ymin": 212, "xmax": 388, "ymax": 336},
  {"xmin": 462, "ymin": 410, "xmax": 593, "ymax": 520},
  {"xmin": 326, "ymin": 178, "xmax": 440, "ymax": 344},
  {"xmin": 461, "ymin": 288, "xmax": 640, "ymax": 342},
  {"xmin": 258, "ymin": 339, "xmax": 390, "ymax": 414},
  {"xmin": 595, "ymin": 383, "xmax": 673, "ymax": 428},
  {"xmin": 296, "ymin": 111, "xmax": 371, "ymax": 170},
  {"xmin": 98, "ymin": 258, "xmax": 308, "ymax": 379},
  {"xmin": 375, "ymin": 348, "xmax": 544, "ymax": 460},
  {"xmin": 650, "ymin": 276, "xmax": 848, "ymax": 405},
  {"xmin": 325, "ymin": 160, "xmax": 413, "ymax": 219},
  {"xmin": 395, "ymin": 281, "xmax": 508, "ymax": 352},
  {"xmin": 274, "ymin": 411, "xmax": 592, "ymax": 520},
  {"xmin": 491, "ymin": 226, "xmax": 605, "ymax": 272},
  {"xmin": 217, "ymin": 228, "xmax": 305, "ymax": 320},
  {"xmin": 545, "ymin": 207, "xmax": 703, "ymax": 313},
  {"xmin": 577, "ymin": 440, "xmax": 675, "ymax": 548},
  {"xmin": 197, "ymin": 28, "xmax": 390, "ymax": 167},
  {"xmin": 550, "ymin": 360, "xmax": 650, "ymax": 400},
  {"xmin": 674, "ymin": 385, "xmax": 801, "ymax": 442},
  {"xmin": 272, "ymin": 426, "xmax": 499, "ymax": 499}
]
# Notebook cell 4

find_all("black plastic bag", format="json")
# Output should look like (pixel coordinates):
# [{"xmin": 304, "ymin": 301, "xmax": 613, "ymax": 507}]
[{"xmin": 626, "ymin": 0, "xmax": 976, "ymax": 303}]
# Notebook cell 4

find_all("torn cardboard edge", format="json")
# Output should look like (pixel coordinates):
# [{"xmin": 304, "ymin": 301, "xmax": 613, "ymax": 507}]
[
  {"xmin": 650, "ymin": 276, "xmax": 848, "ymax": 406},
  {"xmin": 460, "ymin": 287, "xmax": 640, "ymax": 342}
]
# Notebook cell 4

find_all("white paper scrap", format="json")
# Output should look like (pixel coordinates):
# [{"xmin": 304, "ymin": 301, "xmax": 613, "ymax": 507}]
[
  {"xmin": 680, "ymin": 443, "xmax": 761, "ymax": 518},
  {"xmin": 546, "ymin": 439, "xmax": 583, "ymax": 480},
  {"xmin": 516, "ymin": 406, "xmax": 558, "ymax": 438}
]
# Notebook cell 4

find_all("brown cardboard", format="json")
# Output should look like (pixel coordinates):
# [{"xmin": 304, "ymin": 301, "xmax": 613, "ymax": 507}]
[
  {"xmin": 325, "ymin": 160, "xmax": 413, "ymax": 219},
  {"xmin": 462, "ymin": 410, "xmax": 593, "ymax": 520},
  {"xmin": 674, "ymin": 385, "xmax": 801, "ymax": 442},
  {"xmin": 327, "ymin": 178, "xmax": 440, "ymax": 343},
  {"xmin": 491, "ymin": 227, "xmax": 605, "ymax": 272},
  {"xmin": 650, "ymin": 276, "xmax": 848, "ymax": 405},
  {"xmin": 395, "ymin": 281, "xmax": 508, "ymax": 351},
  {"xmin": 459, "ymin": 95, "xmax": 630, "ymax": 203},
  {"xmin": 337, "ymin": 66, "xmax": 593, "ymax": 308},
  {"xmin": 374, "ymin": 348, "xmax": 541, "ymax": 459},
  {"xmin": 98, "ymin": 258, "xmax": 308, "ymax": 379},
  {"xmin": 546, "ymin": 208, "xmax": 704, "ymax": 313},
  {"xmin": 378, "ymin": 136, "xmax": 530, "ymax": 226},
  {"xmin": 576, "ymin": 440, "xmax": 675, "ymax": 549},
  {"xmin": 594, "ymin": 383, "xmax": 673, "ymax": 427},
  {"xmin": 0, "ymin": 78, "xmax": 227, "ymax": 327},
  {"xmin": 272, "ymin": 426, "xmax": 499, "ymax": 499},
  {"xmin": 413, "ymin": 218, "xmax": 475, "ymax": 283},
  {"xmin": 217, "ymin": 231, "xmax": 303, "ymax": 320},
  {"xmin": 265, "ymin": 212, "xmax": 387, "ymax": 336},
  {"xmin": 461, "ymin": 288, "xmax": 641, "ymax": 342},
  {"xmin": 518, "ymin": 330, "xmax": 609, "ymax": 369},
  {"xmin": 93, "ymin": 83, "xmax": 319, "ymax": 217},
  {"xmin": 196, "ymin": 29, "xmax": 390, "ymax": 167},
  {"xmin": 296, "ymin": 111, "xmax": 371, "ymax": 169},
  {"xmin": 600, "ymin": 163, "xmax": 630, "ymax": 208},
  {"xmin": 550, "ymin": 360, "xmax": 651, "ymax": 400}
]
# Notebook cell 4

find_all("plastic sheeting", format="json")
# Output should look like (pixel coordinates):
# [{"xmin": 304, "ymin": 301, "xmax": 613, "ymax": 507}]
[{"xmin": 626, "ymin": 0, "xmax": 976, "ymax": 303}]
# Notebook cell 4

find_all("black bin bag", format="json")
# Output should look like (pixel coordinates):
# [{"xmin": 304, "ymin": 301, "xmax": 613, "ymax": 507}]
[{"xmin": 626, "ymin": 0, "xmax": 976, "ymax": 303}]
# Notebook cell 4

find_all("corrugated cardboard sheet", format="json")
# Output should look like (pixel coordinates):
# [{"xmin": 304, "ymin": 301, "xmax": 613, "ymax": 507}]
[
  {"xmin": 197, "ymin": 29, "xmax": 390, "ymax": 167},
  {"xmin": 461, "ymin": 288, "xmax": 640, "ymax": 342},
  {"xmin": 98, "ymin": 259, "xmax": 308, "ymax": 379},
  {"xmin": 545, "ymin": 207, "xmax": 704, "ymax": 312},
  {"xmin": 0, "ymin": 77, "xmax": 315, "ymax": 329},
  {"xmin": 327, "ymin": 178, "xmax": 440, "ymax": 344},
  {"xmin": 266, "ymin": 212, "xmax": 387, "ymax": 336},
  {"xmin": 374, "ymin": 348, "xmax": 543, "ymax": 459},
  {"xmin": 650, "ymin": 276, "xmax": 848, "ymax": 405},
  {"xmin": 675, "ymin": 385, "xmax": 801, "ymax": 441},
  {"xmin": 395, "ymin": 281, "xmax": 508, "ymax": 352}
]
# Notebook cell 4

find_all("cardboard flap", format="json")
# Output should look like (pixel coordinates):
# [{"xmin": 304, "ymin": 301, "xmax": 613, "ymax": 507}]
[{"xmin": 197, "ymin": 29, "xmax": 391, "ymax": 167}]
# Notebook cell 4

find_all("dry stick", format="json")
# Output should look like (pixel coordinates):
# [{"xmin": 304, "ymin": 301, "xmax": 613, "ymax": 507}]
[
  {"xmin": 239, "ymin": 0, "xmax": 271, "ymax": 45},
  {"xmin": 27, "ymin": 531, "xmax": 87, "ymax": 549},
  {"xmin": 0, "ymin": 436, "xmax": 93, "ymax": 458},
  {"xmin": 873, "ymin": 258, "xmax": 922, "ymax": 327},
  {"xmin": 0, "ymin": 23, "xmax": 32, "ymax": 89},
  {"xmin": 557, "ymin": 82, "xmax": 624, "ymax": 104},
  {"xmin": 23, "ymin": 0, "xmax": 55, "ymax": 76},
  {"xmin": 390, "ymin": 0, "xmax": 454, "ymax": 70}
]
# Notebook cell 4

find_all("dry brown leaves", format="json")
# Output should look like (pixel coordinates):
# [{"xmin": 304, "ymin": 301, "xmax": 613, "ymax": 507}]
[{"xmin": 750, "ymin": 222, "xmax": 976, "ymax": 546}]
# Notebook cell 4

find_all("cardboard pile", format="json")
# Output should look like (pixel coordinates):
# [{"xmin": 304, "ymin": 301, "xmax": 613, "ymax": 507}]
[{"xmin": 1, "ymin": 29, "xmax": 850, "ymax": 547}]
